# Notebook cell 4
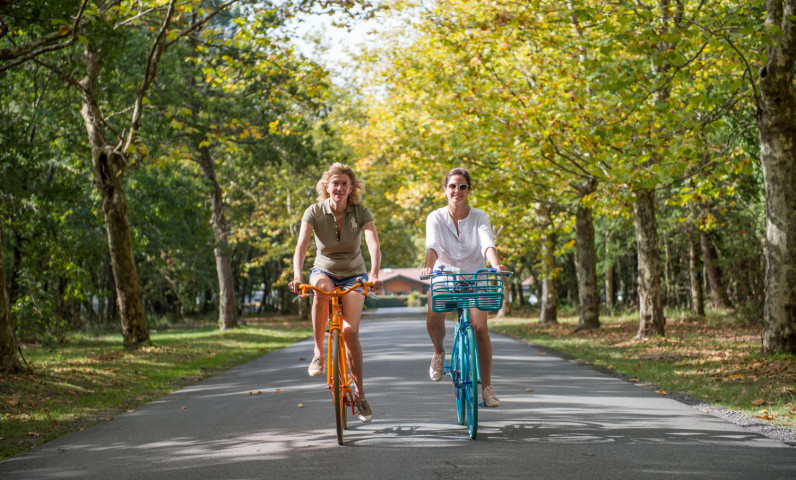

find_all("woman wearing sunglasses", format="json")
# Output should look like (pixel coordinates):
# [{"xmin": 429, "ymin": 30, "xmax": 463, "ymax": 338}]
[{"xmin": 420, "ymin": 167, "xmax": 506, "ymax": 407}]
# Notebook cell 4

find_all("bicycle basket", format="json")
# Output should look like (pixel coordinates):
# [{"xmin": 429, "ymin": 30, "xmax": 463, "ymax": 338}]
[{"xmin": 428, "ymin": 270, "xmax": 505, "ymax": 312}]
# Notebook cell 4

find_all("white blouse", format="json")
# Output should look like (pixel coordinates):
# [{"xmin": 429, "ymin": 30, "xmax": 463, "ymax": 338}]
[{"xmin": 425, "ymin": 206, "xmax": 496, "ymax": 273}]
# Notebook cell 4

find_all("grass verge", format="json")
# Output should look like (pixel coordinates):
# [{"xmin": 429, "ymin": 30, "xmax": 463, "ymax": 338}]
[
  {"xmin": 491, "ymin": 309, "xmax": 796, "ymax": 434},
  {"xmin": 0, "ymin": 316, "xmax": 311, "ymax": 461}
]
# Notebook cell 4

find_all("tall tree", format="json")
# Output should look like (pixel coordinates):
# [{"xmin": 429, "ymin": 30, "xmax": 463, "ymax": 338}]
[
  {"xmin": 1, "ymin": 0, "xmax": 240, "ymax": 346},
  {"xmin": 0, "ymin": 224, "xmax": 23, "ymax": 373},
  {"xmin": 758, "ymin": 0, "xmax": 796, "ymax": 353}
]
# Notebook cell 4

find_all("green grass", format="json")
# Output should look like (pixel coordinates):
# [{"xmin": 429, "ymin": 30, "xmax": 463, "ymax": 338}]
[
  {"xmin": 491, "ymin": 309, "xmax": 796, "ymax": 432},
  {"xmin": 0, "ymin": 316, "xmax": 311, "ymax": 461}
]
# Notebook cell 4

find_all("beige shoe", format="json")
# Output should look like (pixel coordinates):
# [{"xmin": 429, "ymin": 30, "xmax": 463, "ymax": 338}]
[
  {"xmin": 356, "ymin": 397, "xmax": 373, "ymax": 423},
  {"xmin": 429, "ymin": 351, "xmax": 445, "ymax": 381},
  {"xmin": 482, "ymin": 385, "xmax": 501, "ymax": 407},
  {"xmin": 308, "ymin": 355, "xmax": 325, "ymax": 377}
]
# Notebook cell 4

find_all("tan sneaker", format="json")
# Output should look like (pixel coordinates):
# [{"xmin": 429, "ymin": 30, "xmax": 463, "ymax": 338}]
[
  {"xmin": 482, "ymin": 385, "xmax": 501, "ymax": 407},
  {"xmin": 308, "ymin": 355, "xmax": 325, "ymax": 377},
  {"xmin": 356, "ymin": 397, "xmax": 373, "ymax": 423},
  {"xmin": 429, "ymin": 351, "xmax": 445, "ymax": 381}
]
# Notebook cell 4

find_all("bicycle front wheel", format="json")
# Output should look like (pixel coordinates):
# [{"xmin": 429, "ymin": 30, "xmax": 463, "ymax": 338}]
[
  {"xmin": 331, "ymin": 329, "xmax": 345, "ymax": 445},
  {"xmin": 464, "ymin": 325, "xmax": 479, "ymax": 439},
  {"xmin": 451, "ymin": 323, "xmax": 465, "ymax": 425}
]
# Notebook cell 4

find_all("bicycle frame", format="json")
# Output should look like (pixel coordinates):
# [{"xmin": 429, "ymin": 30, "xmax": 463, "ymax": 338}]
[{"xmin": 297, "ymin": 280, "xmax": 373, "ymax": 444}]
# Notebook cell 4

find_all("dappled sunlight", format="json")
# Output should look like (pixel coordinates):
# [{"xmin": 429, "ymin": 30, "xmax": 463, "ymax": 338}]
[{"xmin": 2, "ymin": 317, "xmax": 792, "ymax": 479}]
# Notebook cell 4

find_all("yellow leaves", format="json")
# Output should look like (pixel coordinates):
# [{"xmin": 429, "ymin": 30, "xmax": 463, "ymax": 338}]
[{"xmin": 58, "ymin": 25, "xmax": 70, "ymax": 36}]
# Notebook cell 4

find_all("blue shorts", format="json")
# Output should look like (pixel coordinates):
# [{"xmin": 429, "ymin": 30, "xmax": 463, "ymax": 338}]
[{"xmin": 309, "ymin": 268, "xmax": 369, "ymax": 292}]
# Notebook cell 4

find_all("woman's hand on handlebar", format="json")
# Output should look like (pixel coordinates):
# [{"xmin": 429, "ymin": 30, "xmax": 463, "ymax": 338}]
[{"xmin": 288, "ymin": 275, "xmax": 303, "ymax": 294}]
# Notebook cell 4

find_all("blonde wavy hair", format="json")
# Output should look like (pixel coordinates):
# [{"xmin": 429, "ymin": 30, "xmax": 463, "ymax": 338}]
[{"xmin": 315, "ymin": 162, "xmax": 365, "ymax": 205}]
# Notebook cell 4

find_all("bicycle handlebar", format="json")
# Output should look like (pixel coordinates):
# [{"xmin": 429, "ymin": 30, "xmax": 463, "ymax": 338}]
[
  {"xmin": 295, "ymin": 278, "xmax": 375, "ymax": 298},
  {"xmin": 420, "ymin": 267, "xmax": 512, "ymax": 280}
]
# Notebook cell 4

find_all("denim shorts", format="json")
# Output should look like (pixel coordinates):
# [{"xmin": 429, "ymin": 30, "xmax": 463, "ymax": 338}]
[{"xmin": 309, "ymin": 268, "xmax": 369, "ymax": 292}]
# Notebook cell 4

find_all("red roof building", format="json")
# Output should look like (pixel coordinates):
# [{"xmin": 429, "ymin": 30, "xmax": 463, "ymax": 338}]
[{"xmin": 377, "ymin": 268, "xmax": 429, "ymax": 295}]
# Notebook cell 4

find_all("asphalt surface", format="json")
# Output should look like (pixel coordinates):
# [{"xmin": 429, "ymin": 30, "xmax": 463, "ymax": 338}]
[{"xmin": 1, "ymin": 308, "xmax": 794, "ymax": 479}]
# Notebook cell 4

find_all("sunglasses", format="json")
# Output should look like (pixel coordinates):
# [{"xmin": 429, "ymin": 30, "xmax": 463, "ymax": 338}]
[{"xmin": 446, "ymin": 183, "xmax": 470, "ymax": 191}]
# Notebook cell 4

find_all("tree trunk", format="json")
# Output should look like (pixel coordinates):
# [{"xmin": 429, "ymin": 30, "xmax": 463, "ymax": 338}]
[
  {"xmin": 632, "ymin": 189, "xmax": 665, "ymax": 337},
  {"xmin": 574, "ymin": 179, "xmax": 600, "ymax": 331},
  {"xmin": 197, "ymin": 146, "xmax": 237, "ymax": 330},
  {"xmin": 0, "ymin": 225, "xmax": 23, "ymax": 373},
  {"xmin": 688, "ymin": 226, "xmax": 705, "ymax": 316},
  {"xmin": 700, "ymin": 229, "xmax": 731, "ymax": 309},
  {"xmin": 758, "ymin": 2, "xmax": 796, "ymax": 353},
  {"xmin": 605, "ymin": 232, "xmax": 615, "ymax": 314},
  {"xmin": 536, "ymin": 203, "xmax": 558, "ymax": 324},
  {"xmin": 80, "ymin": 44, "xmax": 149, "ymax": 348}
]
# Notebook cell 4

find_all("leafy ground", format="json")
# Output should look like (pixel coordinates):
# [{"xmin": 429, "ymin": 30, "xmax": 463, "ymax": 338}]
[
  {"xmin": 491, "ymin": 309, "xmax": 796, "ymax": 436},
  {"xmin": 0, "ymin": 316, "xmax": 311, "ymax": 461}
]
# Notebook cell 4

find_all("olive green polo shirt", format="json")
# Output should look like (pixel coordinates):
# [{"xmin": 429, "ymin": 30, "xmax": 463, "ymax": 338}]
[{"xmin": 302, "ymin": 199, "xmax": 374, "ymax": 278}]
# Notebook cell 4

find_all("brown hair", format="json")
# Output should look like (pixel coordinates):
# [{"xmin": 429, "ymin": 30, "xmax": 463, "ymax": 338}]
[
  {"xmin": 316, "ymin": 162, "xmax": 365, "ymax": 205},
  {"xmin": 443, "ymin": 167, "xmax": 472, "ymax": 189}
]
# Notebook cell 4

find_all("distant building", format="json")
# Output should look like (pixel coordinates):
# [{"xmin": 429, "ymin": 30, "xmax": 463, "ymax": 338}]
[{"xmin": 377, "ymin": 268, "xmax": 429, "ymax": 295}]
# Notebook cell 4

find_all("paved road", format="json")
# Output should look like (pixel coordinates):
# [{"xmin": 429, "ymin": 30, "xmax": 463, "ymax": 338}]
[{"xmin": 1, "ymin": 309, "xmax": 794, "ymax": 479}]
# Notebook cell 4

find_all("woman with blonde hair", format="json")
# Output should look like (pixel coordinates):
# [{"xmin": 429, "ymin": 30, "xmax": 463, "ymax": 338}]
[{"xmin": 289, "ymin": 163, "xmax": 382, "ymax": 423}]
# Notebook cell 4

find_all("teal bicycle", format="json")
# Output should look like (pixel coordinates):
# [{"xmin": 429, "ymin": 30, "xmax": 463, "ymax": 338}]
[{"xmin": 422, "ymin": 267, "xmax": 509, "ymax": 439}]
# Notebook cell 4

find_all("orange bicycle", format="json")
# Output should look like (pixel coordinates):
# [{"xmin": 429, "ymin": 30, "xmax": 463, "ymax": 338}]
[{"xmin": 296, "ymin": 278, "xmax": 374, "ymax": 445}]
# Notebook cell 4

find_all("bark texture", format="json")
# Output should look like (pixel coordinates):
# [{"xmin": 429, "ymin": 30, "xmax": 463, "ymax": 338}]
[
  {"xmin": 605, "ymin": 232, "xmax": 615, "ymax": 314},
  {"xmin": 574, "ymin": 179, "xmax": 600, "ymax": 330},
  {"xmin": 758, "ymin": 0, "xmax": 796, "ymax": 353},
  {"xmin": 536, "ymin": 203, "xmax": 558, "ymax": 324},
  {"xmin": 0, "ymin": 226, "xmax": 23, "ymax": 373},
  {"xmin": 632, "ymin": 189, "xmax": 665, "ymax": 337},
  {"xmin": 688, "ymin": 226, "xmax": 705, "ymax": 316},
  {"xmin": 700, "ymin": 229, "xmax": 731, "ymax": 309},
  {"xmin": 198, "ymin": 146, "xmax": 237, "ymax": 330},
  {"xmin": 80, "ymin": 44, "xmax": 149, "ymax": 348}
]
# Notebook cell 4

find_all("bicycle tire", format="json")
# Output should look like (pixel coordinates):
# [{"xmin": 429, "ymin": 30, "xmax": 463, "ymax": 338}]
[
  {"xmin": 331, "ymin": 329, "xmax": 345, "ymax": 445},
  {"xmin": 451, "ymin": 323, "xmax": 465, "ymax": 425},
  {"xmin": 465, "ymin": 324, "xmax": 479, "ymax": 439}
]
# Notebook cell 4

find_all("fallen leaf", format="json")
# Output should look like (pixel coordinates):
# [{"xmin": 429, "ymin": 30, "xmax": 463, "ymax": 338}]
[
  {"xmin": 249, "ymin": 391, "xmax": 263, "ymax": 395},
  {"xmin": 28, "ymin": 432, "xmax": 40, "ymax": 438},
  {"xmin": 126, "ymin": 410, "xmax": 135, "ymax": 413},
  {"xmin": 300, "ymin": 357, "xmax": 306, "ymax": 361},
  {"xmin": 656, "ymin": 390, "xmax": 669, "ymax": 395},
  {"xmin": 274, "ymin": 389, "xmax": 281, "ymax": 393},
  {"xmin": 751, "ymin": 399, "xmax": 765, "ymax": 406},
  {"xmin": 628, "ymin": 378, "xmax": 640, "ymax": 382},
  {"xmin": 525, "ymin": 388, "xmax": 534, "ymax": 392},
  {"xmin": 297, "ymin": 403, "xmax": 305, "ymax": 408},
  {"xmin": 181, "ymin": 406, "xmax": 187, "ymax": 410},
  {"xmin": 538, "ymin": 351, "xmax": 547, "ymax": 356}
]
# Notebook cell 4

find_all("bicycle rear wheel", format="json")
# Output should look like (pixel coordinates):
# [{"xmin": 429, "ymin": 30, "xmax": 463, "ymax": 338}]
[
  {"xmin": 464, "ymin": 325, "xmax": 479, "ymax": 439},
  {"xmin": 331, "ymin": 329, "xmax": 345, "ymax": 445}
]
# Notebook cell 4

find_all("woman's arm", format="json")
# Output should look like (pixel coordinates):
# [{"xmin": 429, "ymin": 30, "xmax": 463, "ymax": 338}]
[
  {"xmin": 289, "ymin": 222, "xmax": 314, "ymax": 292},
  {"xmin": 421, "ymin": 248, "xmax": 439, "ymax": 276},
  {"xmin": 484, "ymin": 246, "xmax": 506, "ymax": 272},
  {"xmin": 362, "ymin": 220, "xmax": 383, "ymax": 289}
]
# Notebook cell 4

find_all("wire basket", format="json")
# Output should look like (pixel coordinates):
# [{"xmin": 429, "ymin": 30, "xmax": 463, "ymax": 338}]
[{"xmin": 428, "ymin": 269, "xmax": 505, "ymax": 312}]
